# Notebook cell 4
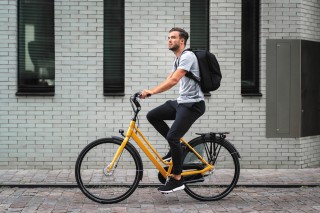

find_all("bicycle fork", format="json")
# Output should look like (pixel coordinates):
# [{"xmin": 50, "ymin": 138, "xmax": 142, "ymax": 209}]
[{"xmin": 105, "ymin": 121, "xmax": 135, "ymax": 173}]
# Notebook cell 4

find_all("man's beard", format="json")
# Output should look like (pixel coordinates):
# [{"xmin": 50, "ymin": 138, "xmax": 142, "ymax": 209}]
[{"xmin": 169, "ymin": 43, "xmax": 179, "ymax": 51}]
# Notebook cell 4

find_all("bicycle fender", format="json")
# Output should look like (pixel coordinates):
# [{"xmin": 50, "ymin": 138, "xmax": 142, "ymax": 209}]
[
  {"xmin": 214, "ymin": 137, "xmax": 241, "ymax": 159},
  {"xmin": 204, "ymin": 134, "xmax": 241, "ymax": 159},
  {"xmin": 111, "ymin": 135, "xmax": 124, "ymax": 141},
  {"xmin": 188, "ymin": 136, "xmax": 241, "ymax": 159},
  {"xmin": 226, "ymin": 140, "xmax": 241, "ymax": 159}
]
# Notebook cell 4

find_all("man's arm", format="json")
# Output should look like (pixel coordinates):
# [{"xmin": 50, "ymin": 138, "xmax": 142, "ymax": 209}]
[{"xmin": 140, "ymin": 69, "xmax": 186, "ymax": 98}]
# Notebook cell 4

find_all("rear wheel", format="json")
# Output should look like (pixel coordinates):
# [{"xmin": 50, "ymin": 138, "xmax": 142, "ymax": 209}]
[
  {"xmin": 183, "ymin": 136, "xmax": 240, "ymax": 201},
  {"xmin": 75, "ymin": 138, "xmax": 143, "ymax": 204}
]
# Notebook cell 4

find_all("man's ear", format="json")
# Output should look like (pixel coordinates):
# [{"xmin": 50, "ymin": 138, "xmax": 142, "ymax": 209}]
[{"xmin": 180, "ymin": 39, "xmax": 185, "ymax": 47}]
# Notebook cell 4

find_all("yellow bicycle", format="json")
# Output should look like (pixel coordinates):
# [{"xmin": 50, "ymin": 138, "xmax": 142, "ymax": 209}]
[{"xmin": 75, "ymin": 93, "xmax": 240, "ymax": 204}]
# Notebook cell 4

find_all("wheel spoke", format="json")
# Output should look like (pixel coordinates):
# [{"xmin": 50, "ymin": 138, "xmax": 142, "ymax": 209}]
[
  {"xmin": 75, "ymin": 139, "xmax": 142, "ymax": 204},
  {"xmin": 183, "ymin": 137, "xmax": 240, "ymax": 201}
]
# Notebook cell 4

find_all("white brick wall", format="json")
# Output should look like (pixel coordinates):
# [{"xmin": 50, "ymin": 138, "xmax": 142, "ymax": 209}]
[
  {"xmin": 0, "ymin": 0, "xmax": 319, "ymax": 169},
  {"xmin": 0, "ymin": 0, "xmax": 16, "ymax": 167},
  {"xmin": 260, "ymin": 0, "xmax": 320, "ymax": 168},
  {"xmin": 301, "ymin": 0, "xmax": 320, "ymax": 40}
]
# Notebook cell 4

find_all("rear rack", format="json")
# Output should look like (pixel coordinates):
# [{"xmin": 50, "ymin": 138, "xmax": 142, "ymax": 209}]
[{"xmin": 196, "ymin": 132, "xmax": 230, "ymax": 139}]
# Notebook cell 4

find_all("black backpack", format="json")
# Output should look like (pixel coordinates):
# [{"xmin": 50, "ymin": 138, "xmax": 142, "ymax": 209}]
[{"xmin": 181, "ymin": 48, "xmax": 222, "ymax": 92}]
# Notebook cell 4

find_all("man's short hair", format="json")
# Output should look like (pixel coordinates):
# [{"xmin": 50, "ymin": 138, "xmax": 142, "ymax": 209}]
[{"xmin": 169, "ymin": 27, "xmax": 189, "ymax": 45}]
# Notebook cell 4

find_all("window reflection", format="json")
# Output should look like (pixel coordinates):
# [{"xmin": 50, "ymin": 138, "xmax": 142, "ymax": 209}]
[
  {"xmin": 241, "ymin": 0, "xmax": 261, "ymax": 96},
  {"xmin": 17, "ymin": 0, "xmax": 55, "ymax": 95}
]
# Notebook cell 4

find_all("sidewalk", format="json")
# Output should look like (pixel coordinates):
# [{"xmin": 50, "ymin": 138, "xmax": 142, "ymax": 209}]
[
  {"xmin": 0, "ymin": 168, "xmax": 319, "ymax": 212},
  {"xmin": 0, "ymin": 168, "xmax": 319, "ymax": 187}
]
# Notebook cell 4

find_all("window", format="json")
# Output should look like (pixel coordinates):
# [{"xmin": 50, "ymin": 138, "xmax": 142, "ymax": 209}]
[
  {"xmin": 103, "ymin": 0, "xmax": 125, "ymax": 96},
  {"xmin": 190, "ymin": 0, "xmax": 211, "ymax": 96},
  {"xmin": 17, "ymin": 0, "xmax": 55, "ymax": 96},
  {"xmin": 241, "ymin": 0, "xmax": 261, "ymax": 96},
  {"xmin": 190, "ymin": 0, "xmax": 210, "ymax": 50}
]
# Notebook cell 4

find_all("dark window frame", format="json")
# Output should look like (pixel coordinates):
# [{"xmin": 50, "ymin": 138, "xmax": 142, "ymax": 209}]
[
  {"xmin": 190, "ymin": 0, "xmax": 210, "ymax": 51},
  {"xmin": 241, "ymin": 0, "xmax": 261, "ymax": 96},
  {"xmin": 190, "ymin": 0, "xmax": 211, "ymax": 97},
  {"xmin": 103, "ymin": 0, "xmax": 125, "ymax": 96},
  {"xmin": 16, "ymin": 0, "xmax": 55, "ymax": 96}
]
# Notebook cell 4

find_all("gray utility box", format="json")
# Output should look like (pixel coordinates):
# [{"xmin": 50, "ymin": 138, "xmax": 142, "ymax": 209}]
[{"xmin": 266, "ymin": 39, "xmax": 320, "ymax": 138}]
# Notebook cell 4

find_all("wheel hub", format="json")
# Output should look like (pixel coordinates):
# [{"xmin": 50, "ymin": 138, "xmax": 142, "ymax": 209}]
[{"xmin": 103, "ymin": 163, "xmax": 114, "ymax": 176}]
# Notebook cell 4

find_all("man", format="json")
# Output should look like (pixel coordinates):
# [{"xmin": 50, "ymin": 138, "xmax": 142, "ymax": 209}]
[{"xmin": 140, "ymin": 27, "xmax": 205, "ymax": 193}]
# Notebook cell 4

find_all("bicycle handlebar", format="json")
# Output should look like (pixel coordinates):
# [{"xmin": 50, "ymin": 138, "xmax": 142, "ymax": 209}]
[
  {"xmin": 134, "ymin": 92, "xmax": 141, "ymax": 99},
  {"xmin": 131, "ymin": 92, "xmax": 141, "ymax": 111},
  {"xmin": 130, "ymin": 92, "xmax": 152, "ymax": 120},
  {"xmin": 130, "ymin": 93, "xmax": 143, "ymax": 122}
]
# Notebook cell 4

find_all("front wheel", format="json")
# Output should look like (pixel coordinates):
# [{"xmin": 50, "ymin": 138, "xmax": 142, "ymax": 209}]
[
  {"xmin": 75, "ymin": 138, "xmax": 143, "ymax": 204},
  {"xmin": 183, "ymin": 136, "xmax": 240, "ymax": 201}
]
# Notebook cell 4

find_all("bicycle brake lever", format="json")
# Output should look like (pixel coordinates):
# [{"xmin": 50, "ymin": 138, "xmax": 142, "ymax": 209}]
[{"xmin": 134, "ymin": 92, "xmax": 141, "ymax": 98}]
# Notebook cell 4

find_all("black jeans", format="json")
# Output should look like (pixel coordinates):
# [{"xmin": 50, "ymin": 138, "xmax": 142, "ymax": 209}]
[{"xmin": 146, "ymin": 100, "xmax": 205, "ymax": 175}]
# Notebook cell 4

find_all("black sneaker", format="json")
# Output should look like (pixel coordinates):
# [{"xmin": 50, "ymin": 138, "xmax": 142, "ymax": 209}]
[
  {"xmin": 162, "ymin": 150, "xmax": 171, "ymax": 162},
  {"xmin": 158, "ymin": 177, "xmax": 185, "ymax": 193}
]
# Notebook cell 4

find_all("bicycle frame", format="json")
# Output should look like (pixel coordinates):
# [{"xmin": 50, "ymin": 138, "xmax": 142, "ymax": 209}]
[
  {"xmin": 76, "ymin": 93, "xmax": 240, "ymax": 204},
  {"xmin": 107, "ymin": 120, "xmax": 214, "ymax": 179}
]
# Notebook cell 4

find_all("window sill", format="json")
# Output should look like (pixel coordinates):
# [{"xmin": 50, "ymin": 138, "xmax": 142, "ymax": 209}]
[
  {"xmin": 103, "ymin": 92, "xmax": 125, "ymax": 96},
  {"xmin": 241, "ymin": 92, "xmax": 262, "ymax": 97},
  {"xmin": 16, "ymin": 92, "xmax": 55, "ymax": 96}
]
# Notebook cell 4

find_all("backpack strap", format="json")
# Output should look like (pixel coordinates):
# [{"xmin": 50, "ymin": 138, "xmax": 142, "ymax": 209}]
[
  {"xmin": 175, "ymin": 48, "xmax": 200, "ymax": 84},
  {"xmin": 185, "ymin": 70, "xmax": 200, "ymax": 84}
]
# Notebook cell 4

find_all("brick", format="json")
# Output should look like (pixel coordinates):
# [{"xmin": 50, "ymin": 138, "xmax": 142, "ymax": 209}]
[{"xmin": 0, "ymin": 0, "xmax": 319, "ymax": 169}]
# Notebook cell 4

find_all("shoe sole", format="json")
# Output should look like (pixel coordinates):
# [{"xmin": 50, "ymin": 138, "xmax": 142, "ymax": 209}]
[
  {"xmin": 158, "ymin": 185, "xmax": 185, "ymax": 194},
  {"xmin": 162, "ymin": 157, "xmax": 171, "ymax": 162}
]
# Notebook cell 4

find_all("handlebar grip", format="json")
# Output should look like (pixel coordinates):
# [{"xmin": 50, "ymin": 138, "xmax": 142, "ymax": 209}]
[
  {"xmin": 134, "ymin": 92, "xmax": 151, "ymax": 98},
  {"xmin": 131, "ymin": 92, "xmax": 141, "ymax": 110},
  {"xmin": 134, "ymin": 92, "xmax": 141, "ymax": 98}
]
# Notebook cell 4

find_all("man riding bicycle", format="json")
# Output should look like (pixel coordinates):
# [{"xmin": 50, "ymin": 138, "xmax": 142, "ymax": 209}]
[{"xmin": 140, "ymin": 27, "xmax": 205, "ymax": 193}]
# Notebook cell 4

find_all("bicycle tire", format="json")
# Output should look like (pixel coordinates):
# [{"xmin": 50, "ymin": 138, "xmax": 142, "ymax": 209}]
[
  {"xmin": 183, "ymin": 136, "xmax": 240, "ymax": 201},
  {"xmin": 75, "ymin": 138, "xmax": 143, "ymax": 204}
]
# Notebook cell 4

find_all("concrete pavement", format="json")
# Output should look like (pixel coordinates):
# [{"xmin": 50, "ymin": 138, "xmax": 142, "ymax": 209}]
[
  {"xmin": 0, "ymin": 168, "xmax": 319, "ymax": 187},
  {"xmin": 0, "ymin": 168, "xmax": 319, "ymax": 212},
  {"xmin": 0, "ymin": 186, "xmax": 319, "ymax": 212}
]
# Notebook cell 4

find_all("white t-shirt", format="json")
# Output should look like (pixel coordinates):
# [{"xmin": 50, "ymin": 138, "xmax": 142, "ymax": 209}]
[{"xmin": 172, "ymin": 50, "xmax": 205, "ymax": 103}]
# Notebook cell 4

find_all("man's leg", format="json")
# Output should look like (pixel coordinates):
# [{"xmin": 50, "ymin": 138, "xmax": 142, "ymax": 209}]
[
  {"xmin": 166, "ymin": 101, "xmax": 205, "ymax": 176},
  {"xmin": 158, "ymin": 101, "xmax": 205, "ymax": 193},
  {"xmin": 147, "ymin": 101, "xmax": 205, "ymax": 193},
  {"xmin": 146, "ymin": 100, "xmax": 178, "ymax": 139}
]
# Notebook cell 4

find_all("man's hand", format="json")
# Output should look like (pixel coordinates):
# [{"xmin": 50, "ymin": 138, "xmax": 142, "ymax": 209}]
[{"xmin": 140, "ymin": 90, "xmax": 153, "ymax": 99}]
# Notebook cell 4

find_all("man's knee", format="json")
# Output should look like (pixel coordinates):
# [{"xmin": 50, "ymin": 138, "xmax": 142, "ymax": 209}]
[
  {"xmin": 166, "ymin": 132, "xmax": 179, "ymax": 145},
  {"xmin": 146, "ymin": 110, "xmax": 155, "ymax": 123}
]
